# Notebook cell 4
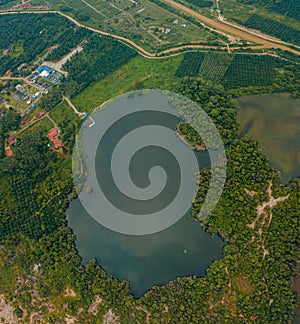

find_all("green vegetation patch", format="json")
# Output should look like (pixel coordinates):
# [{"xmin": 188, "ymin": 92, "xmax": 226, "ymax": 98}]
[
  {"xmin": 45, "ymin": 28, "xmax": 92, "ymax": 61},
  {"xmin": 199, "ymin": 52, "xmax": 234, "ymax": 83},
  {"xmin": 184, "ymin": 0, "xmax": 212, "ymax": 7},
  {"xmin": 245, "ymin": 14, "xmax": 300, "ymax": 44},
  {"xmin": 0, "ymin": 14, "xmax": 75, "ymax": 75},
  {"xmin": 223, "ymin": 54, "xmax": 282, "ymax": 88},
  {"xmin": 62, "ymin": 34, "xmax": 137, "ymax": 98},
  {"xmin": 271, "ymin": 0, "xmax": 300, "ymax": 22},
  {"xmin": 175, "ymin": 52, "xmax": 206, "ymax": 77},
  {"xmin": 72, "ymin": 55, "xmax": 182, "ymax": 112}
]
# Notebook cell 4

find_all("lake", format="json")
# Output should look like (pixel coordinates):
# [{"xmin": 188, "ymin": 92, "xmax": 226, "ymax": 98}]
[
  {"xmin": 238, "ymin": 94, "xmax": 300, "ymax": 182},
  {"xmin": 67, "ymin": 200, "xmax": 224, "ymax": 297},
  {"xmin": 67, "ymin": 91, "xmax": 224, "ymax": 297}
]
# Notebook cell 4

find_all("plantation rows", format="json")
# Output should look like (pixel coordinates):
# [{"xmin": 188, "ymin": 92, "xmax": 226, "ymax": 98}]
[
  {"xmin": 271, "ymin": 0, "xmax": 300, "ymax": 23},
  {"xmin": 245, "ymin": 14, "xmax": 300, "ymax": 45},
  {"xmin": 176, "ymin": 52, "xmax": 283, "ymax": 89},
  {"xmin": 0, "ymin": 130, "xmax": 73, "ymax": 242},
  {"xmin": 223, "ymin": 54, "xmax": 282, "ymax": 88},
  {"xmin": 175, "ymin": 52, "xmax": 206, "ymax": 77},
  {"xmin": 199, "ymin": 53, "xmax": 233, "ymax": 83},
  {"xmin": 45, "ymin": 27, "xmax": 92, "ymax": 61},
  {"xmin": 62, "ymin": 34, "xmax": 137, "ymax": 97},
  {"xmin": 185, "ymin": 0, "xmax": 212, "ymax": 8}
]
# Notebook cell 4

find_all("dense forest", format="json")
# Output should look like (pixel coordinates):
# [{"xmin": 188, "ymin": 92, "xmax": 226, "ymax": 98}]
[
  {"xmin": 239, "ymin": 0, "xmax": 276, "ymax": 8},
  {"xmin": 176, "ymin": 52, "xmax": 206, "ymax": 77},
  {"xmin": 239, "ymin": 0, "xmax": 300, "ymax": 23},
  {"xmin": 223, "ymin": 54, "xmax": 281, "ymax": 88},
  {"xmin": 179, "ymin": 78, "xmax": 239, "ymax": 145}
]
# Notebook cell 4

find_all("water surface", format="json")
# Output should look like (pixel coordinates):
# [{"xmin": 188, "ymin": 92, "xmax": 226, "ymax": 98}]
[
  {"xmin": 67, "ymin": 91, "xmax": 224, "ymax": 297},
  {"xmin": 67, "ymin": 201, "xmax": 224, "ymax": 297},
  {"xmin": 238, "ymin": 94, "xmax": 300, "ymax": 181}
]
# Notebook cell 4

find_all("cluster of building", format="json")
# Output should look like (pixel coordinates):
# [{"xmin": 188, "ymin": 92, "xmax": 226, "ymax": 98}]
[
  {"xmin": 9, "ymin": 65, "xmax": 63, "ymax": 121},
  {"xmin": 164, "ymin": 19, "xmax": 187, "ymax": 35},
  {"xmin": 13, "ymin": 84, "xmax": 30, "ymax": 102},
  {"xmin": 21, "ymin": 110, "xmax": 46, "ymax": 125},
  {"xmin": 5, "ymin": 136, "xmax": 16, "ymax": 157},
  {"xmin": 17, "ymin": 63, "xmax": 34, "ymax": 72},
  {"xmin": 47, "ymin": 127, "xmax": 64, "ymax": 149},
  {"xmin": 37, "ymin": 66, "xmax": 63, "ymax": 84},
  {"xmin": 173, "ymin": 19, "xmax": 187, "ymax": 28},
  {"xmin": 27, "ymin": 66, "xmax": 62, "ymax": 95}
]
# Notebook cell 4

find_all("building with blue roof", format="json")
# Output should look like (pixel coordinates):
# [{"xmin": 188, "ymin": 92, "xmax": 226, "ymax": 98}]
[{"xmin": 37, "ymin": 66, "xmax": 53, "ymax": 74}]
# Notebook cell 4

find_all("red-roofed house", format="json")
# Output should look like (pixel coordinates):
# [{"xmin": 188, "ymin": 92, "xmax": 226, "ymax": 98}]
[
  {"xmin": 33, "ymin": 111, "xmax": 46, "ymax": 120},
  {"xmin": 48, "ymin": 128, "xmax": 58, "ymax": 142},
  {"xmin": 21, "ymin": 3, "xmax": 31, "ymax": 8},
  {"xmin": 5, "ymin": 147, "xmax": 13, "ymax": 157},
  {"xmin": 54, "ymin": 142, "xmax": 63, "ymax": 149},
  {"xmin": 7, "ymin": 136, "xmax": 16, "ymax": 145},
  {"xmin": 21, "ymin": 116, "xmax": 30, "ymax": 125}
]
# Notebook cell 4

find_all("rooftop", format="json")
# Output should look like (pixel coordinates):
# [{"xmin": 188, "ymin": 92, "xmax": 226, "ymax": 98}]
[
  {"xmin": 7, "ymin": 137, "xmax": 16, "ymax": 145},
  {"xmin": 5, "ymin": 147, "xmax": 13, "ymax": 157},
  {"xmin": 48, "ymin": 128, "xmax": 58, "ymax": 141}
]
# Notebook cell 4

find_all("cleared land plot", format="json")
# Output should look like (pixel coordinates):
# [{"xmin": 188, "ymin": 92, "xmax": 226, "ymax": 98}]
[
  {"xmin": 30, "ymin": 0, "xmax": 225, "ymax": 51},
  {"xmin": 82, "ymin": 0, "xmax": 120, "ymax": 16}
]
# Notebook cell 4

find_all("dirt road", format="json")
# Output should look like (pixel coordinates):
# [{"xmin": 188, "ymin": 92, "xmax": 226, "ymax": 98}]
[
  {"xmin": 0, "ymin": 7, "xmax": 299, "ymax": 58},
  {"xmin": 162, "ymin": 0, "xmax": 300, "ymax": 55}
]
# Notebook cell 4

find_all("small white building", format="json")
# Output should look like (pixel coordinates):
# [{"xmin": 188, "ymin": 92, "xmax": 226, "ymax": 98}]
[{"xmin": 39, "ymin": 70, "xmax": 50, "ymax": 78}]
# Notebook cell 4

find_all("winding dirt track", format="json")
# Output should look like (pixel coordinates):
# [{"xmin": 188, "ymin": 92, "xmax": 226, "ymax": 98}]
[
  {"xmin": 162, "ymin": 0, "xmax": 300, "ymax": 55},
  {"xmin": 0, "ymin": 7, "xmax": 299, "ymax": 58}
]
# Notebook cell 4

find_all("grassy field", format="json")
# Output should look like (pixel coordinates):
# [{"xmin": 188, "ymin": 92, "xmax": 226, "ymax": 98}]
[
  {"xmin": 23, "ymin": 116, "xmax": 53, "ymax": 135},
  {"xmin": 28, "ymin": 0, "xmax": 224, "ymax": 51},
  {"xmin": 49, "ymin": 102, "xmax": 79, "ymax": 126},
  {"xmin": 72, "ymin": 54, "xmax": 183, "ymax": 112}
]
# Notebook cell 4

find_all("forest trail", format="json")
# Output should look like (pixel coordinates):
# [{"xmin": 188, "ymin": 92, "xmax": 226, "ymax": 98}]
[{"xmin": 63, "ymin": 96, "xmax": 86, "ymax": 116}]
